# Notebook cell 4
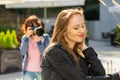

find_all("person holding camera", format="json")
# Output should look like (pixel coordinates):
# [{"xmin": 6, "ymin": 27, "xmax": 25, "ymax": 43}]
[{"xmin": 20, "ymin": 15, "xmax": 49, "ymax": 80}]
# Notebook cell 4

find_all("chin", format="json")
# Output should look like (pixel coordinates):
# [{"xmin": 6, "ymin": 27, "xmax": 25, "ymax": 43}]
[
  {"xmin": 76, "ymin": 40, "xmax": 82, "ymax": 43},
  {"xmin": 77, "ymin": 39, "xmax": 83, "ymax": 42}
]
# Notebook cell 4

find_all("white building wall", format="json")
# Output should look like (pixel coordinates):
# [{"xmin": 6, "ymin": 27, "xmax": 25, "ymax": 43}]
[
  {"xmin": 42, "ymin": 0, "xmax": 120, "ymax": 40},
  {"xmin": 86, "ymin": 0, "xmax": 120, "ymax": 40}
]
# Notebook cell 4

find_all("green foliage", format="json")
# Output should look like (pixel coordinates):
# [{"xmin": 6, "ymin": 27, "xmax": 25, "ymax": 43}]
[
  {"xmin": 112, "ymin": 27, "xmax": 120, "ymax": 34},
  {"xmin": 0, "ymin": 29, "xmax": 19, "ymax": 49},
  {"xmin": 112, "ymin": 26, "xmax": 120, "ymax": 46},
  {"xmin": 114, "ymin": 33, "xmax": 120, "ymax": 46},
  {"xmin": 115, "ymin": 33, "xmax": 120, "ymax": 41},
  {"xmin": 0, "ymin": 31, "xmax": 5, "ymax": 48}
]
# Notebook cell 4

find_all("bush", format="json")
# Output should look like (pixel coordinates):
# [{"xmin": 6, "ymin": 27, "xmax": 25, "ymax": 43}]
[
  {"xmin": 112, "ymin": 27, "xmax": 120, "ymax": 34},
  {"xmin": 0, "ymin": 29, "xmax": 19, "ymax": 49},
  {"xmin": 111, "ymin": 26, "xmax": 120, "ymax": 46}
]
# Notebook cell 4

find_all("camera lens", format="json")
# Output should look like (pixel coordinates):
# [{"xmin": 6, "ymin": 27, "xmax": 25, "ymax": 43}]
[{"xmin": 34, "ymin": 27, "xmax": 44, "ymax": 36}]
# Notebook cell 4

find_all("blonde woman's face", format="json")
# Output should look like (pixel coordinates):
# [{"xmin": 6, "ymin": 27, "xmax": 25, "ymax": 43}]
[{"xmin": 65, "ymin": 14, "xmax": 86, "ymax": 44}]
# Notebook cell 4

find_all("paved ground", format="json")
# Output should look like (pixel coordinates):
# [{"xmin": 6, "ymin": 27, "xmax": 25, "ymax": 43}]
[
  {"xmin": 0, "ymin": 40, "xmax": 120, "ymax": 80},
  {"xmin": 89, "ymin": 40, "xmax": 120, "ymax": 74},
  {"xmin": 0, "ymin": 72, "xmax": 22, "ymax": 80}
]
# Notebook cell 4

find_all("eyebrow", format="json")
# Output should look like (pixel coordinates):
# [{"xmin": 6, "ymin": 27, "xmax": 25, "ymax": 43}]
[{"xmin": 73, "ymin": 21, "xmax": 85, "ymax": 27}]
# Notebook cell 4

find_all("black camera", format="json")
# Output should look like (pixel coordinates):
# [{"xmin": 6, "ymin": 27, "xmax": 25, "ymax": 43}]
[{"xmin": 32, "ymin": 27, "xmax": 44, "ymax": 36}]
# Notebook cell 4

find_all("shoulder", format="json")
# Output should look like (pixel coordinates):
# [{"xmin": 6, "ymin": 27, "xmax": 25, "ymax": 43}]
[
  {"xmin": 22, "ymin": 35, "xmax": 26, "ymax": 38},
  {"xmin": 44, "ymin": 44, "xmax": 66, "ymax": 58},
  {"xmin": 45, "ymin": 44, "xmax": 63, "ymax": 54},
  {"xmin": 21, "ymin": 35, "xmax": 29, "ymax": 41},
  {"xmin": 43, "ymin": 44, "xmax": 69, "ymax": 63},
  {"xmin": 43, "ymin": 33, "xmax": 50, "ymax": 38},
  {"xmin": 42, "ymin": 33, "xmax": 50, "ymax": 40}
]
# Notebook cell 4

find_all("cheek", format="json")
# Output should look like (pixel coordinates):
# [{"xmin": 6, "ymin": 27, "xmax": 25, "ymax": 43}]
[
  {"xmin": 84, "ymin": 30, "xmax": 87, "ymax": 38},
  {"xmin": 66, "ymin": 32, "xmax": 77, "ymax": 40},
  {"xmin": 66, "ymin": 30, "xmax": 74, "ymax": 37}
]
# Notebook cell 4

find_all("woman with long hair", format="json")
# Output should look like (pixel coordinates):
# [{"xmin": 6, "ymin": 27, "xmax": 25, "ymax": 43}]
[{"xmin": 41, "ymin": 8, "xmax": 120, "ymax": 80}]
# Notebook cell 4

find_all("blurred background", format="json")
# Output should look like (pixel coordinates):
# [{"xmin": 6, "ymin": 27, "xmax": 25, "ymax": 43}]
[{"xmin": 0, "ymin": 0, "xmax": 120, "ymax": 80}]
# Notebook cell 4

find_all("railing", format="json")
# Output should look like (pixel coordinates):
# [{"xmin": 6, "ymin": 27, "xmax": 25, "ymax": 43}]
[{"xmin": 101, "ymin": 58, "xmax": 120, "ymax": 74}]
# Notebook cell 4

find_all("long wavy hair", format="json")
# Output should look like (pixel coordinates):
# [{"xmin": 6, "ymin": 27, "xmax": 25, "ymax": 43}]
[
  {"xmin": 47, "ymin": 8, "xmax": 87, "ymax": 68},
  {"xmin": 21, "ymin": 15, "xmax": 42, "ymax": 34}
]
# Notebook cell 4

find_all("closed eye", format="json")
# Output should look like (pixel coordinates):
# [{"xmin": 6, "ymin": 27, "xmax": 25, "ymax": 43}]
[
  {"xmin": 73, "ymin": 25, "xmax": 79, "ymax": 30},
  {"xmin": 73, "ymin": 27, "xmax": 79, "ymax": 30}
]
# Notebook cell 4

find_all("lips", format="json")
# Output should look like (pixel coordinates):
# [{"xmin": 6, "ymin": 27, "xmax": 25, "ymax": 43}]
[{"xmin": 78, "ymin": 35, "xmax": 84, "ymax": 38}]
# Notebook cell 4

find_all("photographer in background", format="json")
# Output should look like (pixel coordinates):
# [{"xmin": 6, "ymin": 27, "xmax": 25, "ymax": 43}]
[{"xmin": 20, "ymin": 15, "xmax": 49, "ymax": 80}]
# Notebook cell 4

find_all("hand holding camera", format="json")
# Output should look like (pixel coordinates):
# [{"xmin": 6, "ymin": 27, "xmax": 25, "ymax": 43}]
[
  {"xmin": 25, "ymin": 27, "xmax": 34, "ymax": 38},
  {"xmin": 32, "ymin": 27, "xmax": 44, "ymax": 42},
  {"xmin": 26, "ymin": 26, "xmax": 44, "ymax": 38},
  {"xmin": 33, "ymin": 27, "xmax": 44, "ymax": 36}
]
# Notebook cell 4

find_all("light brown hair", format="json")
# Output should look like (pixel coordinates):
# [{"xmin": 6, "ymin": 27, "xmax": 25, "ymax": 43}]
[
  {"xmin": 49, "ymin": 8, "xmax": 87, "ymax": 68},
  {"xmin": 21, "ymin": 15, "xmax": 42, "ymax": 34}
]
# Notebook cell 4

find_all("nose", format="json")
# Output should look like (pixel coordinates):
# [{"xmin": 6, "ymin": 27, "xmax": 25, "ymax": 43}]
[{"xmin": 79, "ymin": 28, "xmax": 85, "ymax": 33}]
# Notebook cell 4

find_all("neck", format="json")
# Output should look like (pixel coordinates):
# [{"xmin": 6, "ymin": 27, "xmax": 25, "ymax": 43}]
[
  {"xmin": 68, "ymin": 42, "xmax": 75, "ymax": 50},
  {"xmin": 65, "ymin": 38, "xmax": 75, "ymax": 50}
]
